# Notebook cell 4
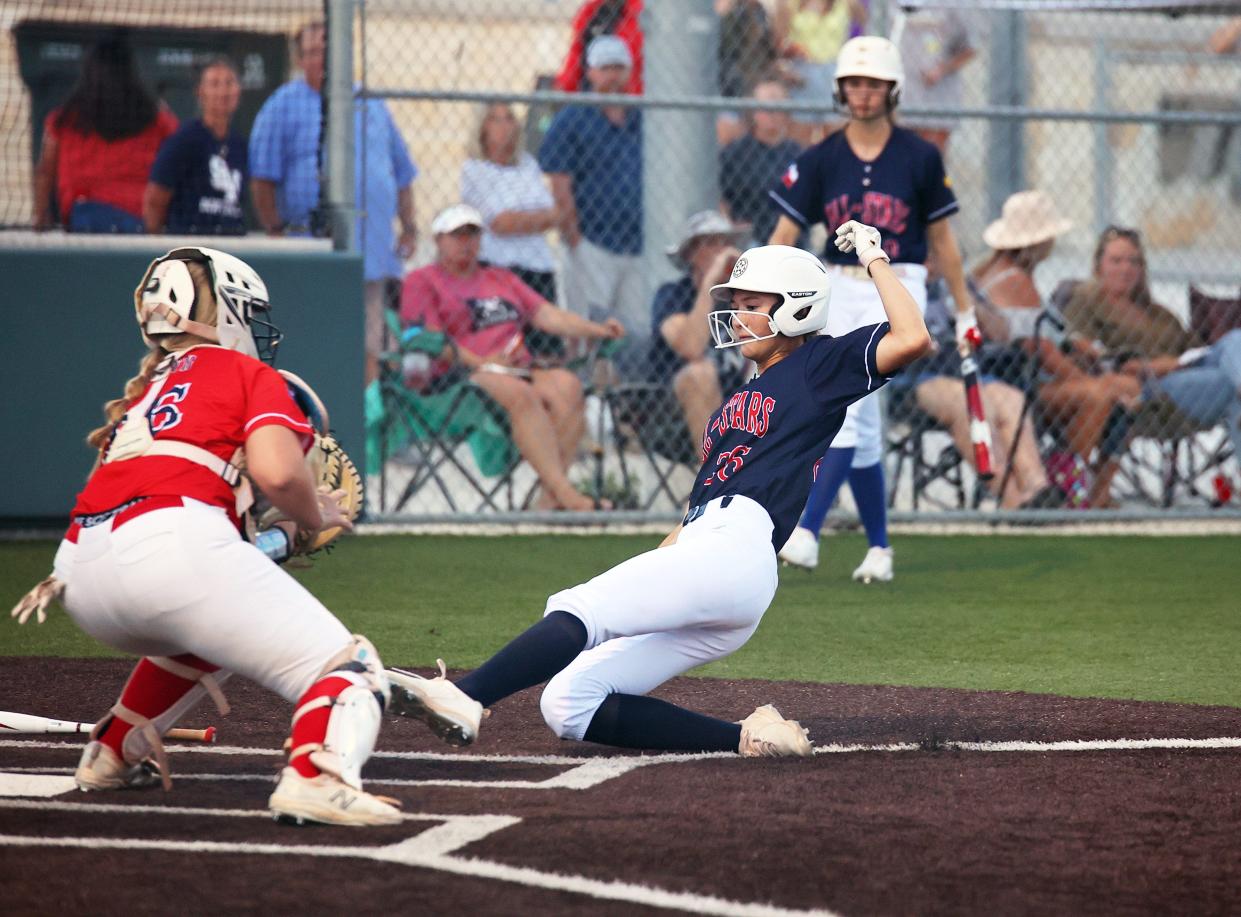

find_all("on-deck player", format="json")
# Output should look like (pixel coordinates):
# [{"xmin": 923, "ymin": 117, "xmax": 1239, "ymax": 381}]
[
  {"xmin": 768, "ymin": 36, "xmax": 977, "ymax": 582},
  {"xmin": 385, "ymin": 224, "xmax": 931, "ymax": 755},
  {"xmin": 10, "ymin": 247, "xmax": 441, "ymax": 826}
]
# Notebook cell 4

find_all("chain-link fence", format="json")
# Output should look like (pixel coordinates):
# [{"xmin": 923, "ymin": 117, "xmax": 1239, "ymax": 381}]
[{"xmin": 3, "ymin": 0, "xmax": 1240, "ymax": 522}]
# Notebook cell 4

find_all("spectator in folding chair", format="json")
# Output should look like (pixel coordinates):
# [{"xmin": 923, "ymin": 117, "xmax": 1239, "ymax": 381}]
[
  {"xmin": 401, "ymin": 205, "xmax": 626, "ymax": 512},
  {"xmin": 1061, "ymin": 226, "xmax": 1241, "ymax": 501},
  {"xmin": 649, "ymin": 210, "xmax": 754, "ymax": 450},
  {"xmin": 969, "ymin": 192, "xmax": 1141, "ymax": 509},
  {"xmin": 906, "ymin": 264, "xmax": 1059, "ymax": 510}
]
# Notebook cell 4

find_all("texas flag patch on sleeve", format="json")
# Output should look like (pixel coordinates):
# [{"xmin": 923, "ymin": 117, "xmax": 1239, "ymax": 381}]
[{"xmin": 781, "ymin": 162, "xmax": 799, "ymax": 189}]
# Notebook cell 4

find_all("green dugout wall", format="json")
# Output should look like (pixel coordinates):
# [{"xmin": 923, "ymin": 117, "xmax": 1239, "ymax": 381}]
[{"xmin": 1, "ymin": 240, "xmax": 363, "ymax": 522}]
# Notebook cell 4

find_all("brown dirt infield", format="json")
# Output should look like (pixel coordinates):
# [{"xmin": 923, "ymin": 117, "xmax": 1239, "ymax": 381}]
[{"xmin": 3, "ymin": 656, "xmax": 1241, "ymax": 916}]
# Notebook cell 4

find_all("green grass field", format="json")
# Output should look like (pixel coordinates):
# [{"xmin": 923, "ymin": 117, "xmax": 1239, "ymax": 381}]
[{"xmin": 5, "ymin": 533, "xmax": 1239, "ymax": 707}]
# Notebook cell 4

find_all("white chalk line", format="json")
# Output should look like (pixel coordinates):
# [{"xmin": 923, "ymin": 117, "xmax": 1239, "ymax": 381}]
[
  {"xmin": 7, "ymin": 736, "xmax": 1241, "ymax": 915},
  {"xmin": 8, "ymin": 735, "xmax": 1241, "ymax": 761},
  {"xmin": 0, "ymin": 739, "xmax": 627, "ymax": 765},
  {"xmin": 0, "ymin": 767, "xmax": 648, "ymax": 792},
  {"xmin": 0, "ymin": 802, "xmax": 831, "ymax": 917},
  {"xmin": 813, "ymin": 737, "xmax": 1241, "ymax": 754}
]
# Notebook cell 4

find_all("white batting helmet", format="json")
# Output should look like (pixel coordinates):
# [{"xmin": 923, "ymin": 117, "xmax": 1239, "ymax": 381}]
[
  {"xmin": 833, "ymin": 36, "xmax": 904, "ymax": 109},
  {"xmin": 707, "ymin": 245, "xmax": 830, "ymax": 349},
  {"xmin": 134, "ymin": 247, "xmax": 282, "ymax": 363}
]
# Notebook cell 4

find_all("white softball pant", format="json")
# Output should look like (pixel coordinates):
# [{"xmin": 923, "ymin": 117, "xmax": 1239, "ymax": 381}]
[
  {"xmin": 53, "ymin": 498, "xmax": 352, "ymax": 703},
  {"xmin": 823, "ymin": 265, "xmax": 928, "ymax": 467},
  {"xmin": 538, "ymin": 495, "xmax": 778, "ymax": 741}
]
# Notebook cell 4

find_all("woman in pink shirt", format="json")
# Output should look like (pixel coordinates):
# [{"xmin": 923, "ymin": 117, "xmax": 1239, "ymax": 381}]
[
  {"xmin": 33, "ymin": 35, "xmax": 177, "ymax": 233},
  {"xmin": 401, "ymin": 205, "xmax": 625, "ymax": 511}
]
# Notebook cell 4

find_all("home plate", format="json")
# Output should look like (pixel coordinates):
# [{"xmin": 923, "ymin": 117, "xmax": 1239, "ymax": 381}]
[{"xmin": 0, "ymin": 774, "xmax": 78, "ymax": 797}]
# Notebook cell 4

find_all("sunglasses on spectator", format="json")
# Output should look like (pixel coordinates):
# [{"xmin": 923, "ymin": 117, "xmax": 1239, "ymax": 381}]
[{"xmin": 1101, "ymin": 225, "xmax": 1143, "ymax": 245}]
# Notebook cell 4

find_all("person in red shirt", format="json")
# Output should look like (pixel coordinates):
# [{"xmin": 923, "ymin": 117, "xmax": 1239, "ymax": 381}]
[
  {"xmin": 401, "ymin": 204, "xmax": 625, "ymax": 511},
  {"xmin": 32, "ymin": 35, "xmax": 177, "ymax": 233},
  {"xmin": 10, "ymin": 247, "xmax": 476, "ymax": 826},
  {"xmin": 555, "ymin": 0, "xmax": 644, "ymax": 94}
]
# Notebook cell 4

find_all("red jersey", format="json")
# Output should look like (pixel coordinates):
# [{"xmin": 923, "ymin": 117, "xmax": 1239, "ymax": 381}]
[
  {"xmin": 45, "ymin": 107, "xmax": 178, "ymax": 220},
  {"xmin": 72, "ymin": 346, "xmax": 313, "ymax": 519}
]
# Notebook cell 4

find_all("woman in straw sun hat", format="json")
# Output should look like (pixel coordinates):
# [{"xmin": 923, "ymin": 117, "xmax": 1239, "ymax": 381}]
[
  {"xmin": 971, "ymin": 190, "xmax": 1144, "ymax": 509},
  {"xmin": 970, "ymin": 189, "xmax": 1073, "ymax": 344}
]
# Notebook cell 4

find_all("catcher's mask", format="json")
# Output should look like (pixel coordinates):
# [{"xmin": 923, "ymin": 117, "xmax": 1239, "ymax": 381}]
[{"xmin": 135, "ymin": 247, "xmax": 283, "ymax": 363}]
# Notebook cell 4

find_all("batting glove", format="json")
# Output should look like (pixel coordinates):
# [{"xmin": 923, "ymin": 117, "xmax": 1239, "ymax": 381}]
[
  {"xmin": 955, "ymin": 308, "xmax": 982, "ymax": 352},
  {"xmin": 834, "ymin": 221, "xmax": 889, "ymax": 272}
]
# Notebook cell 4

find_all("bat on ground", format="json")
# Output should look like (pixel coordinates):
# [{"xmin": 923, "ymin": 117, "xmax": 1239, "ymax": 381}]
[
  {"xmin": 0, "ymin": 710, "xmax": 216, "ymax": 743},
  {"xmin": 959, "ymin": 326, "xmax": 995, "ymax": 480}
]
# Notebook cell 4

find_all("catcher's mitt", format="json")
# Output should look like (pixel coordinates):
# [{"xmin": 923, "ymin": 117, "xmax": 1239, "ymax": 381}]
[{"xmin": 253, "ymin": 433, "xmax": 364, "ymax": 556}]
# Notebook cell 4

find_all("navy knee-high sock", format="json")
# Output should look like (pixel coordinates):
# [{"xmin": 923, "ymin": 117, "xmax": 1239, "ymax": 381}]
[
  {"xmin": 582, "ymin": 693, "xmax": 742, "ymax": 752},
  {"xmin": 848, "ymin": 462, "xmax": 889, "ymax": 548},
  {"xmin": 798, "ymin": 446, "xmax": 855, "ymax": 536},
  {"xmin": 455, "ymin": 611, "xmax": 587, "ymax": 708}
]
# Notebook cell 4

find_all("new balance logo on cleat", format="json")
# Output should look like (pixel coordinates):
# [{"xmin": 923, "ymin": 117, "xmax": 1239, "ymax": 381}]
[
  {"xmin": 268, "ymin": 767, "xmax": 402, "ymax": 827},
  {"xmin": 385, "ymin": 659, "xmax": 485, "ymax": 747}
]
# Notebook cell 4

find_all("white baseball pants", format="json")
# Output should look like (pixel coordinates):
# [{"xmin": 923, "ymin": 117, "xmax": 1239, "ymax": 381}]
[
  {"xmin": 538, "ymin": 495, "xmax": 778, "ymax": 741},
  {"xmin": 53, "ymin": 498, "xmax": 352, "ymax": 703},
  {"xmin": 823, "ymin": 265, "xmax": 928, "ymax": 466}
]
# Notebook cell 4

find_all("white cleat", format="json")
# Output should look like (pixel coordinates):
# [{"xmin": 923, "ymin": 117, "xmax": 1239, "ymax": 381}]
[
  {"xmin": 74, "ymin": 741, "xmax": 162, "ymax": 792},
  {"xmin": 852, "ymin": 546, "xmax": 894, "ymax": 584},
  {"xmin": 268, "ymin": 767, "xmax": 402, "ymax": 827},
  {"xmin": 738, "ymin": 704, "xmax": 813, "ymax": 758},
  {"xmin": 778, "ymin": 526, "xmax": 820, "ymax": 571},
  {"xmin": 385, "ymin": 659, "xmax": 485, "ymax": 747}
]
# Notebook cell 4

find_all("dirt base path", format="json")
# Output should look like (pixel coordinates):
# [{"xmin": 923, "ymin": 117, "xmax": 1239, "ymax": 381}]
[{"xmin": 3, "ymin": 657, "xmax": 1240, "ymax": 916}]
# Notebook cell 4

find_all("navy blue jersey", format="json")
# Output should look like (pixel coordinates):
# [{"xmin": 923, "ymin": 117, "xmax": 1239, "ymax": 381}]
[
  {"xmin": 149, "ymin": 119, "xmax": 247, "ymax": 235},
  {"xmin": 687, "ymin": 323, "xmax": 890, "ymax": 549},
  {"xmin": 768, "ymin": 126, "xmax": 957, "ymax": 265}
]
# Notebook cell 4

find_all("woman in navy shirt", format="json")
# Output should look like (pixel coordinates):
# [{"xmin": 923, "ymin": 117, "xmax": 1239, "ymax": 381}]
[{"xmin": 144, "ymin": 57, "xmax": 247, "ymax": 235}]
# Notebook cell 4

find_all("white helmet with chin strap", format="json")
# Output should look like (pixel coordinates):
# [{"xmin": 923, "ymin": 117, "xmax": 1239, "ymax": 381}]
[
  {"xmin": 134, "ymin": 247, "xmax": 282, "ymax": 363},
  {"xmin": 832, "ymin": 35, "xmax": 904, "ymax": 109},
  {"xmin": 708, "ymin": 245, "xmax": 830, "ymax": 349}
]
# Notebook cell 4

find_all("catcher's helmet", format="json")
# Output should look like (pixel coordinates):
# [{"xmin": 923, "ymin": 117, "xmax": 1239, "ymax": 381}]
[
  {"xmin": 708, "ymin": 245, "xmax": 831, "ymax": 349},
  {"xmin": 832, "ymin": 36, "xmax": 904, "ymax": 109},
  {"xmin": 134, "ymin": 247, "xmax": 282, "ymax": 363}
]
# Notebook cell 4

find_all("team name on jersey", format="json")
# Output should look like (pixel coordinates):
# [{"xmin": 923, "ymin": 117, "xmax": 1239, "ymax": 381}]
[
  {"xmin": 172, "ymin": 354, "xmax": 198, "ymax": 374},
  {"xmin": 702, "ymin": 390, "xmax": 776, "ymax": 461},
  {"xmin": 823, "ymin": 192, "xmax": 911, "ymax": 237}
]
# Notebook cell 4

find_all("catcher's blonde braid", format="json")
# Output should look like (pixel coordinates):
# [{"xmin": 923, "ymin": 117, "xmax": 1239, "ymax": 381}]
[
  {"xmin": 86, "ymin": 347, "xmax": 168, "ymax": 451},
  {"xmin": 86, "ymin": 261, "xmax": 218, "ymax": 452}
]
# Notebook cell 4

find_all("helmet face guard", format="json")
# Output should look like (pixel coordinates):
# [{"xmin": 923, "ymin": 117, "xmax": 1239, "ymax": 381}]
[
  {"xmin": 708, "ymin": 300, "xmax": 781, "ymax": 350},
  {"xmin": 213, "ymin": 272, "xmax": 283, "ymax": 364}
]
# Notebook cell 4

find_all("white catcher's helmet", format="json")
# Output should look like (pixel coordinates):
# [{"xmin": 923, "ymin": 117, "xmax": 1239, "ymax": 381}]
[
  {"xmin": 833, "ymin": 36, "xmax": 904, "ymax": 109},
  {"xmin": 708, "ymin": 245, "xmax": 830, "ymax": 349},
  {"xmin": 134, "ymin": 247, "xmax": 282, "ymax": 363}
]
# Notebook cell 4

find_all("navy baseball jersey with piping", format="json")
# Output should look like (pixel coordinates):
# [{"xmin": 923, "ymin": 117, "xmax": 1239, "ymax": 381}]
[
  {"xmin": 688, "ymin": 322, "xmax": 891, "ymax": 550},
  {"xmin": 768, "ymin": 126, "xmax": 958, "ymax": 265}
]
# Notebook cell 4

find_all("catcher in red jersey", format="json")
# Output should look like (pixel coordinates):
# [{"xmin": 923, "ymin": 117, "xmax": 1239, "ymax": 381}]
[{"xmin": 8, "ymin": 247, "xmax": 472, "ymax": 826}]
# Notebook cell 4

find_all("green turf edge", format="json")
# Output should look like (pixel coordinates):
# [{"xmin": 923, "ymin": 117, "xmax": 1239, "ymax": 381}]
[{"xmin": 4, "ymin": 533, "xmax": 1239, "ymax": 708}]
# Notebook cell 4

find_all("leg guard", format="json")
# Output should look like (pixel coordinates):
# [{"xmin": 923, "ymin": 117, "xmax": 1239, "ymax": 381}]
[
  {"xmin": 87, "ymin": 654, "xmax": 231, "ymax": 792},
  {"xmin": 287, "ymin": 635, "xmax": 388, "ymax": 790}
]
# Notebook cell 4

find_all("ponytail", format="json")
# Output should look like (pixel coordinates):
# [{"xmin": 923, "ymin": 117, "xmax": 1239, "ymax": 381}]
[{"xmin": 86, "ymin": 346, "xmax": 168, "ymax": 451}]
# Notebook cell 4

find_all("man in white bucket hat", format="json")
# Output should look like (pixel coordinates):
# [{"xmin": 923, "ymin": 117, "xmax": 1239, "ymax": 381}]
[{"xmin": 649, "ymin": 210, "xmax": 753, "ymax": 449}]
